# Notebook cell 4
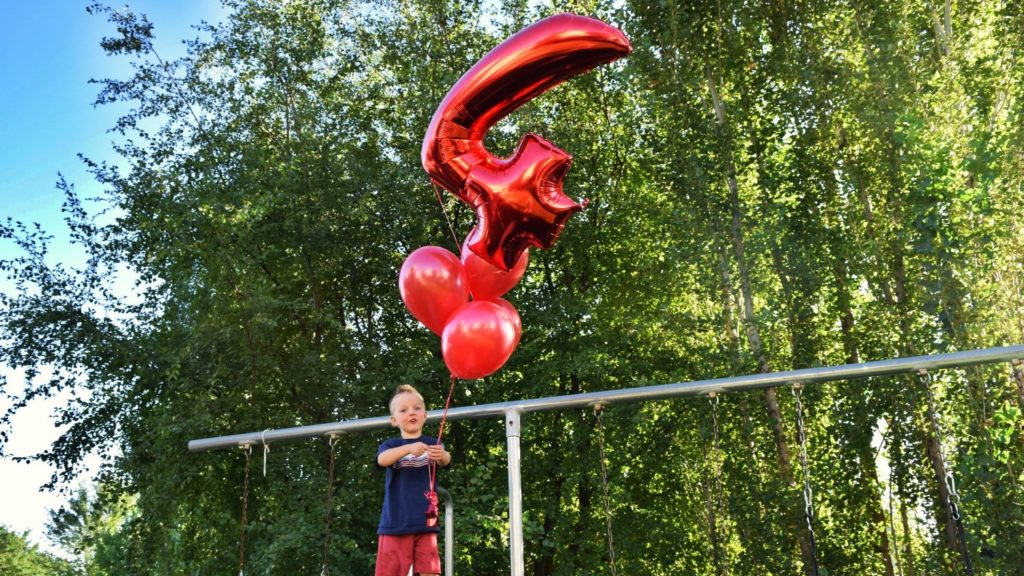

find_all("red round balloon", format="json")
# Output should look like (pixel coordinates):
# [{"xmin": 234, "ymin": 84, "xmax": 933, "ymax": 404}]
[
  {"xmin": 422, "ymin": 13, "xmax": 632, "ymax": 271},
  {"xmin": 493, "ymin": 298, "xmax": 522, "ymax": 349},
  {"xmin": 441, "ymin": 300, "xmax": 520, "ymax": 379},
  {"xmin": 399, "ymin": 246, "xmax": 469, "ymax": 335},
  {"xmin": 461, "ymin": 233, "xmax": 529, "ymax": 300}
]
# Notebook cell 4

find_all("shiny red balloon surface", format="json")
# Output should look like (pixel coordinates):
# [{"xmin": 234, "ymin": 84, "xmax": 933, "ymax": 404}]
[
  {"xmin": 398, "ymin": 246, "xmax": 469, "ymax": 335},
  {"xmin": 461, "ymin": 232, "xmax": 529, "ymax": 301},
  {"xmin": 441, "ymin": 300, "xmax": 521, "ymax": 380},
  {"xmin": 422, "ymin": 13, "xmax": 632, "ymax": 270},
  {"xmin": 492, "ymin": 298, "xmax": 523, "ymax": 350}
]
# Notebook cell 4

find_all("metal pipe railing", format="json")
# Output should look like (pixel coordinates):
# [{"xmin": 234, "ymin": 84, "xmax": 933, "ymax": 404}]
[
  {"xmin": 188, "ymin": 345, "xmax": 1024, "ymax": 452},
  {"xmin": 187, "ymin": 344, "xmax": 1024, "ymax": 576}
]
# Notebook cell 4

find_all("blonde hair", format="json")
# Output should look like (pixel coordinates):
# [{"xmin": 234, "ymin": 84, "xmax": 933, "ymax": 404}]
[{"xmin": 389, "ymin": 384, "xmax": 424, "ymax": 414}]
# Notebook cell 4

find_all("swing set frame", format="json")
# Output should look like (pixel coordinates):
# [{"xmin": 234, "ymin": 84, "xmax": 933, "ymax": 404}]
[{"xmin": 189, "ymin": 344, "xmax": 1024, "ymax": 576}]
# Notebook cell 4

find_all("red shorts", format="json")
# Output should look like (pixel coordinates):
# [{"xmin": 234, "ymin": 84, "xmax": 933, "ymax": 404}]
[{"xmin": 375, "ymin": 532, "xmax": 441, "ymax": 576}]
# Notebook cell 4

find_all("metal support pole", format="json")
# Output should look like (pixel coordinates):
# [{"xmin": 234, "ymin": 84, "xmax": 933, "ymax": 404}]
[
  {"xmin": 437, "ymin": 486, "xmax": 453, "ymax": 576},
  {"xmin": 506, "ymin": 409, "xmax": 524, "ymax": 576}
]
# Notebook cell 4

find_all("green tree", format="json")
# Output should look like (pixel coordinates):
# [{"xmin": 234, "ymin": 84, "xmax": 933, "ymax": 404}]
[
  {"xmin": 47, "ymin": 484, "xmax": 136, "ymax": 576},
  {"xmin": 2, "ymin": 1, "xmax": 1022, "ymax": 574},
  {"xmin": 0, "ymin": 525, "xmax": 79, "ymax": 576}
]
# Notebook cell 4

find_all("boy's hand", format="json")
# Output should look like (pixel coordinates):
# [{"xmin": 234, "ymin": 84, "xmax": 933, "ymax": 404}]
[
  {"xmin": 426, "ymin": 444, "xmax": 445, "ymax": 462},
  {"xmin": 426, "ymin": 444, "xmax": 451, "ymax": 466},
  {"xmin": 408, "ymin": 442, "xmax": 430, "ymax": 457}
]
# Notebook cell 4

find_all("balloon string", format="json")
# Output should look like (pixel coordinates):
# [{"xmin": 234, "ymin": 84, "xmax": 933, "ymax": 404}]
[
  {"xmin": 430, "ymin": 374, "xmax": 458, "ymax": 491},
  {"xmin": 431, "ymin": 181, "xmax": 462, "ymax": 253}
]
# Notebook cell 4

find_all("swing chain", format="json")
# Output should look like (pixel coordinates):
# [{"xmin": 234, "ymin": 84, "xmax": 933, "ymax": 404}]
[
  {"xmin": 321, "ymin": 434, "xmax": 339, "ymax": 576},
  {"xmin": 918, "ymin": 369, "xmax": 974, "ymax": 575},
  {"xmin": 918, "ymin": 370, "xmax": 962, "ymax": 513},
  {"xmin": 1012, "ymin": 359, "xmax": 1024, "ymax": 404},
  {"xmin": 792, "ymin": 384, "xmax": 820, "ymax": 576},
  {"xmin": 238, "ymin": 443, "xmax": 253, "ymax": 576},
  {"xmin": 708, "ymin": 392, "xmax": 723, "ymax": 514},
  {"xmin": 792, "ymin": 385, "xmax": 815, "ymax": 532},
  {"xmin": 707, "ymin": 392, "xmax": 727, "ymax": 574},
  {"xmin": 593, "ymin": 405, "xmax": 618, "ymax": 576},
  {"xmin": 709, "ymin": 392, "xmax": 720, "ymax": 468}
]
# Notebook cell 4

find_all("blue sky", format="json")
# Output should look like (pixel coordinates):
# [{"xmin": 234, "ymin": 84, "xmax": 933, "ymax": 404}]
[
  {"xmin": 1, "ymin": 1, "xmax": 226, "ymax": 259},
  {"xmin": 0, "ymin": 1, "xmax": 227, "ymax": 555}
]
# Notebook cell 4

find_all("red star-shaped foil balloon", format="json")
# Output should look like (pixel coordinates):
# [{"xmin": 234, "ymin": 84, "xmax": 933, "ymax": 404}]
[{"xmin": 462, "ymin": 133, "xmax": 585, "ymax": 271}]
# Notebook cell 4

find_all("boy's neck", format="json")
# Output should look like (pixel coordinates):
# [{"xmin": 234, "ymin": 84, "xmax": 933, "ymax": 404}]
[{"xmin": 401, "ymin": 431, "xmax": 423, "ymax": 439}]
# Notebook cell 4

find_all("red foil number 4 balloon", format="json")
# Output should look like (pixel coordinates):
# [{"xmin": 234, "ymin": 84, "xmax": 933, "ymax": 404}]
[{"xmin": 401, "ymin": 13, "xmax": 631, "ymax": 379}]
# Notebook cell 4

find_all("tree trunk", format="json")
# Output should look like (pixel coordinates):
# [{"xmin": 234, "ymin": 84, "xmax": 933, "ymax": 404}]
[
  {"xmin": 900, "ymin": 497, "xmax": 918, "ymax": 576},
  {"xmin": 533, "ymin": 380, "xmax": 570, "ymax": 576},
  {"xmin": 567, "ymin": 373, "xmax": 589, "ymax": 569},
  {"xmin": 707, "ymin": 67, "xmax": 813, "ymax": 575},
  {"xmin": 767, "ymin": 241, "xmax": 799, "ymax": 361},
  {"xmin": 718, "ymin": 244, "xmax": 740, "ymax": 347},
  {"xmin": 701, "ymin": 447, "xmax": 728, "ymax": 576},
  {"xmin": 825, "ymin": 201, "xmax": 897, "ymax": 575},
  {"xmin": 925, "ymin": 428, "xmax": 959, "ymax": 551},
  {"xmin": 831, "ymin": 256, "xmax": 859, "ymax": 364},
  {"xmin": 859, "ymin": 445, "xmax": 897, "ymax": 576},
  {"xmin": 1014, "ymin": 361, "xmax": 1024, "ymax": 409}
]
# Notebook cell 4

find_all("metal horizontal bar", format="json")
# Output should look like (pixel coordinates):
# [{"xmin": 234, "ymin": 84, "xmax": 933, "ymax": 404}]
[{"xmin": 187, "ymin": 344, "xmax": 1024, "ymax": 452}]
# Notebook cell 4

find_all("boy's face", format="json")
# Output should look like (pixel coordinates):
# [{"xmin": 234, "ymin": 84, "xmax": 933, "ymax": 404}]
[{"xmin": 390, "ymin": 391, "xmax": 427, "ymax": 438}]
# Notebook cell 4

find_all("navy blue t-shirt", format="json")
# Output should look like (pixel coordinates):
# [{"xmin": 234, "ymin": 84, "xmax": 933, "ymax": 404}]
[{"xmin": 376, "ymin": 435, "xmax": 446, "ymax": 535}]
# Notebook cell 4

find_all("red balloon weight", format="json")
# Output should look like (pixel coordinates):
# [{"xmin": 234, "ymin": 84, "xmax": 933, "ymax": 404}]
[
  {"xmin": 462, "ymin": 233, "xmax": 529, "ymax": 300},
  {"xmin": 442, "ymin": 300, "xmax": 520, "ymax": 379},
  {"xmin": 422, "ymin": 13, "xmax": 632, "ymax": 271},
  {"xmin": 399, "ymin": 246, "xmax": 469, "ymax": 335}
]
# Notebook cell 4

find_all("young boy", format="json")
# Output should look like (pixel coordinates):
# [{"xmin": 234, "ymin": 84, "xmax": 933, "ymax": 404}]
[{"xmin": 376, "ymin": 384, "xmax": 452, "ymax": 576}]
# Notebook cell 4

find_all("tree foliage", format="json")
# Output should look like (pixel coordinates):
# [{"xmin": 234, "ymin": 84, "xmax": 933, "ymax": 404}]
[
  {"xmin": 46, "ymin": 484, "xmax": 137, "ymax": 576},
  {"xmin": 1, "ymin": 0, "xmax": 1022, "ymax": 574},
  {"xmin": 0, "ymin": 525, "xmax": 79, "ymax": 576}
]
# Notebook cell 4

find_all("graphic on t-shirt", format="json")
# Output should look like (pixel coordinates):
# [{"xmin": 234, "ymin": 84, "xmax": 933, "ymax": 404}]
[{"xmin": 396, "ymin": 452, "xmax": 431, "ymax": 468}]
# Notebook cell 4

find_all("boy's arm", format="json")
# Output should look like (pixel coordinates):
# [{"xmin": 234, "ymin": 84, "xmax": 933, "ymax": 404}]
[{"xmin": 377, "ymin": 442, "xmax": 428, "ymax": 467}]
